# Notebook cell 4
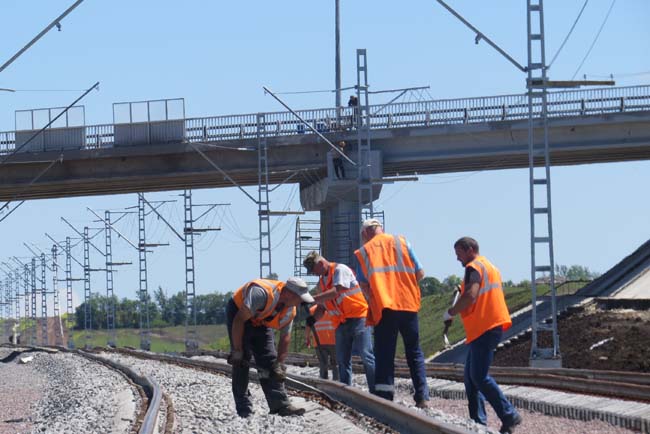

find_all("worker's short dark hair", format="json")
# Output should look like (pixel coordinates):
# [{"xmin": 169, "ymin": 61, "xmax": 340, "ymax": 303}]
[{"xmin": 454, "ymin": 237, "xmax": 479, "ymax": 253}]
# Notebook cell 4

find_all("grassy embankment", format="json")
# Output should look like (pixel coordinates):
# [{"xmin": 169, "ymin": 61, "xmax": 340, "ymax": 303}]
[{"xmin": 63, "ymin": 281, "xmax": 584, "ymax": 356}]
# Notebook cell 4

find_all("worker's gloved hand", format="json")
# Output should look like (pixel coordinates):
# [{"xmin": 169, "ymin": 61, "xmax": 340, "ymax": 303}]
[
  {"xmin": 442, "ymin": 309, "xmax": 453, "ymax": 323},
  {"xmin": 305, "ymin": 316, "xmax": 317, "ymax": 327},
  {"xmin": 271, "ymin": 361, "xmax": 287, "ymax": 382},
  {"xmin": 227, "ymin": 350, "xmax": 248, "ymax": 368}
]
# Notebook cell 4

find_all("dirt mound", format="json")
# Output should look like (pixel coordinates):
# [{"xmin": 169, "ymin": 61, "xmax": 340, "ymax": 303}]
[{"xmin": 493, "ymin": 305, "xmax": 650, "ymax": 372}]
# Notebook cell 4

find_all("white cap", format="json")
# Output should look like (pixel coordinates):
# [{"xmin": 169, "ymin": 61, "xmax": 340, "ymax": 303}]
[
  {"xmin": 362, "ymin": 218, "xmax": 382, "ymax": 230},
  {"xmin": 284, "ymin": 277, "xmax": 314, "ymax": 303}
]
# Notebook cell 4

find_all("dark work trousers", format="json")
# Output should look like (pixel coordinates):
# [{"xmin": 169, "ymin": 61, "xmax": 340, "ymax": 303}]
[
  {"xmin": 464, "ymin": 326, "xmax": 519, "ymax": 426},
  {"xmin": 226, "ymin": 299, "xmax": 290, "ymax": 416},
  {"xmin": 333, "ymin": 158, "xmax": 345, "ymax": 179},
  {"xmin": 373, "ymin": 308, "xmax": 430, "ymax": 403},
  {"xmin": 315, "ymin": 344, "xmax": 339, "ymax": 380}
]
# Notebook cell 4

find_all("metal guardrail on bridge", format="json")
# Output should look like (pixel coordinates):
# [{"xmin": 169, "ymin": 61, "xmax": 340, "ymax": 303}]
[{"xmin": 2, "ymin": 84, "xmax": 650, "ymax": 154}]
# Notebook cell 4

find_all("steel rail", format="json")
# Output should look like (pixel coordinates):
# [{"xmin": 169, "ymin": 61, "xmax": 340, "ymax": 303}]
[
  {"xmin": 107, "ymin": 347, "xmax": 473, "ymax": 434},
  {"xmin": 75, "ymin": 349, "xmax": 163, "ymax": 434},
  {"xmin": 275, "ymin": 351, "xmax": 650, "ymax": 402},
  {"xmin": 0, "ymin": 345, "xmax": 165, "ymax": 434}
]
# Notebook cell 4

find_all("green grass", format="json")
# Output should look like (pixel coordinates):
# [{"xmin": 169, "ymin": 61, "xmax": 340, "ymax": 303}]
[
  {"xmin": 71, "ymin": 323, "xmax": 228, "ymax": 353},
  {"xmin": 10, "ymin": 281, "xmax": 587, "ymax": 358},
  {"xmin": 290, "ymin": 284, "xmax": 562, "ymax": 358}
]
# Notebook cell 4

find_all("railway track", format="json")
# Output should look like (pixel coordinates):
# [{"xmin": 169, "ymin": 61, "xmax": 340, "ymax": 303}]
[
  {"xmin": 97, "ymin": 347, "xmax": 474, "ymax": 434},
  {"xmin": 0, "ymin": 345, "xmax": 153, "ymax": 433},
  {"xmin": 199, "ymin": 349, "xmax": 650, "ymax": 402},
  {"xmin": 4, "ymin": 345, "xmax": 648, "ymax": 433},
  {"xmin": 201, "ymin": 349, "xmax": 650, "ymax": 432}
]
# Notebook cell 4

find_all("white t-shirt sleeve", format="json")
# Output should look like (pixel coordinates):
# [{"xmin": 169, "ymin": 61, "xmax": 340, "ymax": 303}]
[{"xmin": 332, "ymin": 264, "xmax": 358, "ymax": 289}]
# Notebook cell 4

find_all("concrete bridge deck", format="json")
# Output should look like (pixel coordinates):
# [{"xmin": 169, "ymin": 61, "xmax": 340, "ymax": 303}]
[{"xmin": 0, "ymin": 84, "xmax": 649, "ymax": 201}]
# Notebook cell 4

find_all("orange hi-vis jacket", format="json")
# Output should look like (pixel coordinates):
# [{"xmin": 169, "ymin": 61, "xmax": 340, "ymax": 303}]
[
  {"xmin": 354, "ymin": 233, "xmax": 421, "ymax": 326},
  {"xmin": 319, "ymin": 262, "xmax": 368, "ymax": 322},
  {"xmin": 459, "ymin": 255, "xmax": 512, "ymax": 344},
  {"xmin": 233, "ymin": 279, "xmax": 296, "ymax": 330},
  {"xmin": 308, "ymin": 305, "xmax": 338, "ymax": 346}
]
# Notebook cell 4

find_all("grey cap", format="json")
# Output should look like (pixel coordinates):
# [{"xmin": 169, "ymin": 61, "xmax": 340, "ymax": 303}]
[
  {"xmin": 362, "ymin": 218, "xmax": 382, "ymax": 229},
  {"xmin": 284, "ymin": 277, "xmax": 314, "ymax": 303}
]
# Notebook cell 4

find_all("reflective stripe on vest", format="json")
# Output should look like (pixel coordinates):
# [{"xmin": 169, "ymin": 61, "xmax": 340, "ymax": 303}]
[
  {"xmin": 354, "ymin": 233, "xmax": 420, "ymax": 326},
  {"xmin": 309, "ymin": 305, "xmax": 337, "ymax": 345},
  {"xmin": 459, "ymin": 256, "xmax": 512, "ymax": 344},
  {"xmin": 375, "ymin": 384, "xmax": 394, "ymax": 392},
  {"xmin": 232, "ymin": 279, "xmax": 296, "ymax": 329},
  {"xmin": 357, "ymin": 235, "xmax": 416, "ymax": 277},
  {"xmin": 318, "ymin": 262, "xmax": 367, "ymax": 321}
]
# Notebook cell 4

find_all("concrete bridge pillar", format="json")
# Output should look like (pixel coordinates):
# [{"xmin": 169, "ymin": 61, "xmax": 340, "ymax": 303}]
[{"xmin": 300, "ymin": 149, "xmax": 383, "ymax": 267}]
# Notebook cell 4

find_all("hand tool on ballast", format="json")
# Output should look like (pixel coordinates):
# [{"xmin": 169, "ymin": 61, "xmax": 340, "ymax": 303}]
[{"xmin": 443, "ymin": 287, "xmax": 460, "ymax": 348}]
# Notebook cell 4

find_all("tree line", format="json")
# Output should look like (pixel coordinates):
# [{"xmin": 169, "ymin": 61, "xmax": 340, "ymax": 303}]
[
  {"xmin": 74, "ymin": 286, "xmax": 231, "ymax": 330},
  {"xmin": 74, "ymin": 264, "xmax": 599, "ymax": 329}
]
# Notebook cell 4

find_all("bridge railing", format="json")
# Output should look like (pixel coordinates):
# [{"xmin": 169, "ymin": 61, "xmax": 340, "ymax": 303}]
[{"xmin": 1, "ymin": 85, "xmax": 650, "ymax": 153}]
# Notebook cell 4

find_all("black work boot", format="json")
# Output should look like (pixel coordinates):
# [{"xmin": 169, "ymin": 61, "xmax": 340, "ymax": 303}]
[
  {"xmin": 499, "ymin": 413, "xmax": 522, "ymax": 433},
  {"xmin": 270, "ymin": 404, "xmax": 306, "ymax": 417}
]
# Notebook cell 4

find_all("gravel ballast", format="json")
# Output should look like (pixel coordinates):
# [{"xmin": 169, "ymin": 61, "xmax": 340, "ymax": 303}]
[
  {"xmin": 0, "ymin": 350, "xmax": 139, "ymax": 434},
  {"xmin": 100, "ymin": 352, "xmax": 383, "ymax": 434},
  {"xmin": 288, "ymin": 363, "xmax": 640, "ymax": 434}
]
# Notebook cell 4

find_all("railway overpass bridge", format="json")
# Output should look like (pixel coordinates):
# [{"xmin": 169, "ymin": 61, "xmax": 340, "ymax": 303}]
[{"xmin": 1, "ymin": 84, "xmax": 650, "ymax": 262}]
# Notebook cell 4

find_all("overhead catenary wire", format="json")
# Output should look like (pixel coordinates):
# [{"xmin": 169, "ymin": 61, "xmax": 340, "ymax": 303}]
[
  {"xmin": 548, "ymin": 0, "xmax": 590, "ymax": 69},
  {"xmin": 571, "ymin": 0, "xmax": 618, "ymax": 80}
]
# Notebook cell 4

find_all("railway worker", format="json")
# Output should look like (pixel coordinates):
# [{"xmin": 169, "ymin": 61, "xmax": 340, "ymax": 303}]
[
  {"xmin": 303, "ymin": 251, "xmax": 376, "ymax": 392},
  {"xmin": 354, "ymin": 219, "xmax": 430, "ymax": 408},
  {"xmin": 304, "ymin": 304, "xmax": 339, "ymax": 381},
  {"xmin": 226, "ymin": 276, "xmax": 313, "ymax": 418},
  {"xmin": 444, "ymin": 237, "xmax": 522, "ymax": 433}
]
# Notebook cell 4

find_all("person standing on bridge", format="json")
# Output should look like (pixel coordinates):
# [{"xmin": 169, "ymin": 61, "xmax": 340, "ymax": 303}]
[
  {"xmin": 444, "ymin": 237, "xmax": 522, "ymax": 433},
  {"xmin": 305, "ymin": 304, "xmax": 339, "ymax": 381},
  {"xmin": 354, "ymin": 219, "xmax": 430, "ymax": 408},
  {"xmin": 303, "ymin": 251, "xmax": 376, "ymax": 392},
  {"xmin": 226, "ymin": 276, "xmax": 313, "ymax": 417}
]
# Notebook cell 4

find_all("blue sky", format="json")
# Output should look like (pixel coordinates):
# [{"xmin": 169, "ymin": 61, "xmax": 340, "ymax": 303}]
[{"xmin": 1, "ymin": 1, "xmax": 649, "ymax": 304}]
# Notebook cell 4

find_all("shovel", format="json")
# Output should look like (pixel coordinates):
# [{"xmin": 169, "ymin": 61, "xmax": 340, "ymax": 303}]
[{"xmin": 443, "ymin": 288, "xmax": 460, "ymax": 348}]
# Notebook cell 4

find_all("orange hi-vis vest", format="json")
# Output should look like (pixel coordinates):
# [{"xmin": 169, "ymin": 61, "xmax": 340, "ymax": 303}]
[
  {"xmin": 318, "ymin": 262, "xmax": 368, "ymax": 322},
  {"xmin": 354, "ymin": 233, "xmax": 421, "ymax": 326},
  {"xmin": 233, "ymin": 279, "xmax": 296, "ymax": 330},
  {"xmin": 308, "ymin": 305, "xmax": 337, "ymax": 346},
  {"xmin": 459, "ymin": 255, "xmax": 512, "ymax": 344}
]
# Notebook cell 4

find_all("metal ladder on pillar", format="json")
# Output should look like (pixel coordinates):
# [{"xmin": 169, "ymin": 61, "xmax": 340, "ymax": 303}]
[
  {"xmin": 527, "ymin": 0, "xmax": 560, "ymax": 367},
  {"xmin": 356, "ymin": 49, "xmax": 374, "ymax": 236},
  {"xmin": 65, "ymin": 237, "xmax": 75, "ymax": 349},
  {"xmin": 23, "ymin": 264, "xmax": 30, "ymax": 345},
  {"xmin": 14, "ymin": 270, "xmax": 20, "ymax": 337},
  {"xmin": 137, "ymin": 193, "xmax": 151, "ymax": 351},
  {"xmin": 104, "ymin": 211, "xmax": 117, "ymax": 347},
  {"xmin": 293, "ymin": 217, "xmax": 321, "ymax": 286},
  {"xmin": 40, "ymin": 253, "xmax": 48, "ymax": 346},
  {"xmin": 331, "ymin": 213, "xmax": 353, "ymax": 265},
  {"xmin": 51, "ymin": 244, "xmax": 64, "ymax": 347},
  {"xmin": 184, "ymin": 189, "xmax": 199, "ymax": 352},
  {"xmin": 30, "ymin": 259, "xmax": 37, "ymax": 345},
  {"xmin": 257, "ymin": 113, "xmax": 272, "ymax": 279},
  {"xmin": 83, "ymin": 227, "xmax": 92, "ymax": 349}
]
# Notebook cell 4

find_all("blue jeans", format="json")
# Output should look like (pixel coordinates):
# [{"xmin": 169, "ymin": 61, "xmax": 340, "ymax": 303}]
[
  {"xmin": 373, "ymin": 309, "xmax": 429, "ymax": 402},
  {"xmin": 464, "ymin": 326, "xmax": 519, "ymax": 425},
  {"xmin": 336, "ymin": 317, "xmax": 375, "ymax": 392}
]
